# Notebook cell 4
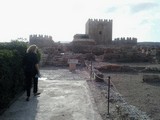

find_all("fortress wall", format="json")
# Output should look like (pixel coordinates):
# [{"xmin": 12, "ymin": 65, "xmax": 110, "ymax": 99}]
[
  {"xmin": 29, "ymin": 34, "xmax": 54, "ymax": 48},
  {"xmin": 113, "ymin": 37, "xmax": 137, "ymax": 45}
]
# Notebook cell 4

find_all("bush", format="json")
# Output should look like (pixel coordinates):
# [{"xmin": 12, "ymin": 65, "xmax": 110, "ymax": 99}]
[{"xmin": 0, "ymin": 41, "xmax": 27, "ymax": 111}]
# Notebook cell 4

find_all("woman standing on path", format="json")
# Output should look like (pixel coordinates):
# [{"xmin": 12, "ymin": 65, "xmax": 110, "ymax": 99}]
[{"xmin": 23, "ymin": 44, "xmax": 41, "ymax": 101}]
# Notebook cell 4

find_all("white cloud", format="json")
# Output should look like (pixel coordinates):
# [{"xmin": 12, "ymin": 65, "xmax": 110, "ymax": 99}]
[{"xmin": 104, "ymin": 0, "xmax": 160, "ymax": 41}]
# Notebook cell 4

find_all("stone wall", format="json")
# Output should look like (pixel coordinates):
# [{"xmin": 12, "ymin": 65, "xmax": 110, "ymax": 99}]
[
  {"xmin": 85, "ymin": 19, "xmax": 112, "ymax": 45},
  {"xmin": 113, "ymin": 37, "xmax": 137, "ymax": 45},
  {"xmin": 103, "ymin": 46, "xmax": 152, "ymax": 63},
  {"xmin": 72, "ymin": 39, "xmax": 95, "ymax": 46},
  {"xmin": 29, "ymin": 34, "xmax": 54, "ymax": 48}
]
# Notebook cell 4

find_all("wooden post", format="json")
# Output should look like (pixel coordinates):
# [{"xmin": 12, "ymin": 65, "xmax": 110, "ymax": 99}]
[{"xmin": 107, "ymin": 76, "xmax": 111, "ymax": 115}]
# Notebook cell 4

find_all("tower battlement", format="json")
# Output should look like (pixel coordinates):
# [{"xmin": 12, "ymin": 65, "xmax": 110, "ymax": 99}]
[
  {"xmin": 30, "ymin": 34, "xmax": 52, "ymax": 40},
  {"xmin": 87, "ymin": 18, "xmax": 112, "ymax": 23}
]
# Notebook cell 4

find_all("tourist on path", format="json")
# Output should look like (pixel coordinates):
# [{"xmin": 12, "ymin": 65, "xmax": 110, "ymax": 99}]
[{"xmin": 23, "ymin": 44, "xmax": 41, "ymax": 101}]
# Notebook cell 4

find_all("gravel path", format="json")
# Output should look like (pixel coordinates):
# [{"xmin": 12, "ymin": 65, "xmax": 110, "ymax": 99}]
[{"xmin": 0, "ymin": 67, "xmax": 102, "ymax": 120}]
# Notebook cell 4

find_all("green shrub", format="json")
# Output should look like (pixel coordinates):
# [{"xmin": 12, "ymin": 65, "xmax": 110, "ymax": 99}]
[{"xmin": 0, "ymin": 41, "xmax": 27, "ymax": 111}]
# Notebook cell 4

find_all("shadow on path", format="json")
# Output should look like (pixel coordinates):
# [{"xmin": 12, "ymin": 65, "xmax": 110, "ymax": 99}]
[
  {"xmin": 0, "ymin": 93, "xmax": 38, "ymax": 120},
  {"xmin": 0, "ymin": 67, "xmax": 102, "ymax": 120}
]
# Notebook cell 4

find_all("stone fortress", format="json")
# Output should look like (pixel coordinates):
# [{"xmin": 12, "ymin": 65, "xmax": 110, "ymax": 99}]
[
  {"xmin": 29, "ymin": 18, "xmax": 160, "ymax": 65},
  {"xmin": 72, "ymin": 18, "xmax": 137, "ymax": 46},
  {"xmin": 29, "ymin": 18, "xmax": 137, "ymax": 47}
]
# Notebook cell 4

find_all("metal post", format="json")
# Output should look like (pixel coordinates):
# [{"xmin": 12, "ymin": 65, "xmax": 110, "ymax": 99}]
[
  {"xmin": 107, "ymin": 76, "xmax": 111, "ymax": 115},
  {"xmin": 90, "ymin": 60, "xmax": 92, "ymax": 80}
]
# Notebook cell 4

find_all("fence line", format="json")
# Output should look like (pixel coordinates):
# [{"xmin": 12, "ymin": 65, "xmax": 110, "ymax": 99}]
[
  {"xmin": 85, "ymin": 60, "xmax": 111, "ymax": 115},
  {"xmin": 85, "ymin": 60, "xmax": 149, "ymax": 119},
  {"xmin": 85, "ymin": 60, "xmax": 124, "ymax": 94}
]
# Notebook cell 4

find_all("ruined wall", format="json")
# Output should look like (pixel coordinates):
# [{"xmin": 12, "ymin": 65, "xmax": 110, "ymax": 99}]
[
  {"xmin": 85, "ymin": 19, "xmax": 112, "ymax": 45},
  {"xmin": 29, "ymin": 34, "xmax": 54, "ymax": 48},
  {"xmin": 103, "ymin": 46, "xmax": 151, "ymax": 63}
]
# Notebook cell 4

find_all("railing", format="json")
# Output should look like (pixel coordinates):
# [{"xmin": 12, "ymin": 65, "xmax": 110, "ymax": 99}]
[
  {"xmin": 85, "ymin": 60, "xmax": 111, "ymax": 115},
  {"xmin": 85, "ymin": 60, "xmax": 151, "ymax": 119}
]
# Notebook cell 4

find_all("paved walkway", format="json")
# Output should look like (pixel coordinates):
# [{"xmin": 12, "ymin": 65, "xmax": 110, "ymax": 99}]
[{"xmin": 0, "ymin": 67, "xmax": 102, "ymax": 120}]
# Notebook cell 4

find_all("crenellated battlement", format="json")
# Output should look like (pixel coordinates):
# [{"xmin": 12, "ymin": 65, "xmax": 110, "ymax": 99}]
[
  {"xmin": 87, "ymin": 18, "xmax": 112, "ymax": 23},
  {"xmin": 114, "ymin": 37, "xmax": 137, "ymax": 41},
  {"xmin": 113, "ymin": 37, "xmax": 137, "ymax": 45},
  {"xmin": 29, "ymin": 34, "xmax": 54, "ymax": 48},
  {"xmin": 30, "ymin": 34, "xmax": 52, "ymax": 40}
]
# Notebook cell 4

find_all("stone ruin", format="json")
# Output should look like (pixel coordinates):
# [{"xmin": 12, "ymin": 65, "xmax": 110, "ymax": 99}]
[
  {"xmin": 102, "ymin": 46, "xmax": 152, "ymax": 63},
  {"xmin": 95, "ymin": 64, "xmax": 136, "ymax": 73},
  {"xmin": 143, "ymin": 75, "xmax": 160, "ymax": 83},
  {"xmin": 38, "ymin": 43, "xmax": 159, "ymax": 67},
  {"xmin": 28, "ymin": 19, "xmax": 160, "ymax": 66}
]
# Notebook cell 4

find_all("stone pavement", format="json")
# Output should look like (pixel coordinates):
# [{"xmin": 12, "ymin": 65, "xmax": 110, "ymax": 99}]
[{"xmin": 0, "ymin": 67, "xmax": 103, "ymax": 120}]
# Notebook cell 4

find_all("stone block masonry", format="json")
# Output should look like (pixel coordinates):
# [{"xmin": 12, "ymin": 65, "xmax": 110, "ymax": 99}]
[
  {"xmin": 29, "ymin": 34, "xmax": 54, "ymax": 48},
  {"xmin": 85, "ymin": 19, "xmax": 112, "ymax": 46}
]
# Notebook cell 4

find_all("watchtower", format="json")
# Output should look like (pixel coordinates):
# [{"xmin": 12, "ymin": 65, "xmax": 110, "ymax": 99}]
[{"xmin": 85, "ymin": 19, "xmax": 112, "ymax": 45}]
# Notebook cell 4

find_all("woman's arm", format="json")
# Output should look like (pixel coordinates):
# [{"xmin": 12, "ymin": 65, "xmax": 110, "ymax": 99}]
[{"xmin": 35, "ymin": 64, "xmax": 40, "ymax": 77}]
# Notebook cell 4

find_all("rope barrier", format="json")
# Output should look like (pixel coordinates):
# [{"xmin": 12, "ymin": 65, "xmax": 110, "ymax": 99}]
[
  {"xmin": 85, "ymin": 60, "xmax": 111, "ymax": 115},
  {"xmin": 85, "ymin": 60, "xmax": 147, "ymax": 118},
  {"xmin": 85, "ymin": 60, "xmax": 120, "ymax": 91},
  {"xmin": 93, "ymin": 71, "xmax": 103, "ymax": 79},
  {"xmin": 85, "ymin": 62, "xmax": 109, "ymax": 80},
  {"xmin": 85, "ymin": 60, "xmax": 127, "ymax": 115}
]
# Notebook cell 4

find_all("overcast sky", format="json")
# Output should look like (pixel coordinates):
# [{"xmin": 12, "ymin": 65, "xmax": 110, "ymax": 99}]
[{"xmin": 0, "ymin": 0, "xmax": 159, "ymax": 42}]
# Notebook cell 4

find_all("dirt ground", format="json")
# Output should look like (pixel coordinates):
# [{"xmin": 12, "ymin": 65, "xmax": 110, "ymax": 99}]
[
  {"xmin": 106, "ymin": 72, "xmax": 160, "ymax": 120},
  {"xmin": 89, "ymin": 62, "xmax": 160, "ymax": 120}
]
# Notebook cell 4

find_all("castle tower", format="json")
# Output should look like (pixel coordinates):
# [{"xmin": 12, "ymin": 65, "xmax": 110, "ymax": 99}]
[{"xmin": 85, "ymin": 19, "xmax": 112, "ymax": 45}]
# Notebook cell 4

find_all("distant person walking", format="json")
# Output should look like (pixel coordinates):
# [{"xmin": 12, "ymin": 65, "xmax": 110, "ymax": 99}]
[{"xmin": 23, "ymin": 44, "xmax": 41, "ymax": 101}]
